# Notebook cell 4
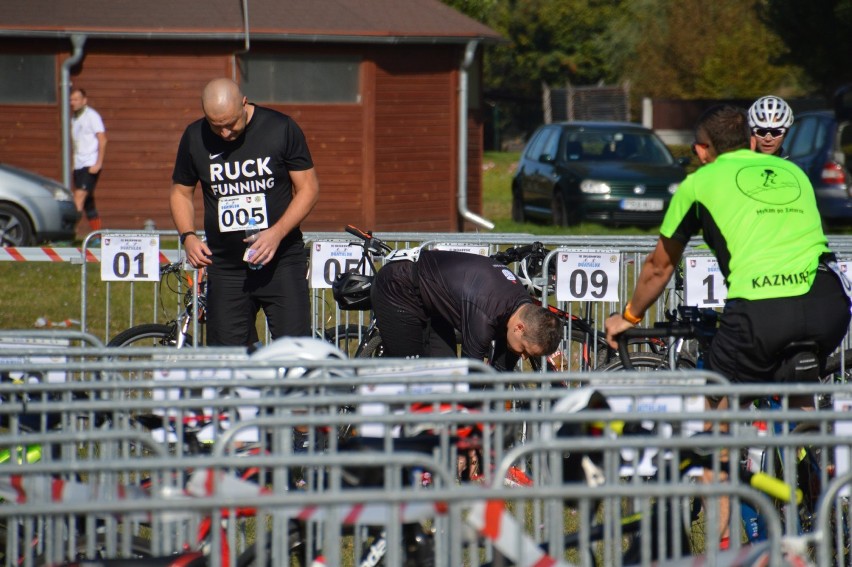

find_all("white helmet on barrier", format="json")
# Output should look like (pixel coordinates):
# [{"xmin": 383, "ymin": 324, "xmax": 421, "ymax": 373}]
[
  {"xmin": 247, "ymin": 337, "xmax": 350, "ymax": 381},
  {"xmin": 748, "ymin": 96, "xmax": 794, "ymax": 130}
]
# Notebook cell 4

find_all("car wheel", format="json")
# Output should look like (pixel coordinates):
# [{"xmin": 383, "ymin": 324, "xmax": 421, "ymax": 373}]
[
  {"xmin": 511, "ymin": 188, "xmax": 526, "ymax": 223},
  {"xmin": 551, "ymin": 192, "xmax": 564, "ymax": 226},
  {"xmin": 551, "ymin": 192, "xmax": 580, "ymax": 227},
  {"xmin": 0, "ymin": 203, "xmax": 34, "ymax": 247}
]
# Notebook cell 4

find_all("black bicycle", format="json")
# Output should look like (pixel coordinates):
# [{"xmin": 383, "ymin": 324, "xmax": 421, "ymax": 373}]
[{"xmin": 107, "ymin": 260, "xmax": 366, "ymax": 353}]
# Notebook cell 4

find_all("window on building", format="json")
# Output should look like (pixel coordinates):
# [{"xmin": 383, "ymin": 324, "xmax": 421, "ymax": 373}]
[
  {"xmin": 0, "ymin": 55, "xmax": 55, "ymax": 103},
  {"xmin": 239, "ymin": 54, "xmax": 360, "ymax": 103}
]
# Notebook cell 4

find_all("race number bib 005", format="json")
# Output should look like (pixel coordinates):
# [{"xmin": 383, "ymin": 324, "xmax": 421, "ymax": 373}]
[{"xmin": 217, "ymin": 194, "xmax": 269, "ymax": 232}]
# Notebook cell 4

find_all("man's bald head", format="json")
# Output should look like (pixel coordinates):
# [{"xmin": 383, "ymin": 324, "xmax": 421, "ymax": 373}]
[{"xmin": 201, "ymin": 78, "xmax": 250, "ymax": 141}]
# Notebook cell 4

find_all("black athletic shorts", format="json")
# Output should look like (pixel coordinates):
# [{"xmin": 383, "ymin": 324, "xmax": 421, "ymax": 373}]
[
  {"xmin": 205, "ymin": 247, "xmax": 310, "ymax": 346},
  {"xmin": 707, "ymin": 268, "xmax": 851, "ymax": 383},
  {"xmin": 73, "ymin": 168, "xmax": 99, "ymax": 192},
  {"xmin": 371, "ymin": 260, "xmax": 457, "ymax": 359}
]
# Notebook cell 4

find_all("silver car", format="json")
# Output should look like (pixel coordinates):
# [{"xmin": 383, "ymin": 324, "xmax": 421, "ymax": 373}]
[{"xmin": 0, "ymin": 163, "xmax": 78, "ymax": 246}]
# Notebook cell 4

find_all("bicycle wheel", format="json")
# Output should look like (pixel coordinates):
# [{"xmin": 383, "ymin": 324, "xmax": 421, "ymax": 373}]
[
  {"xmin": 322, "ymin": 323, "xmax": 368, "ymax": 358},
  {"xmin": 544, "ymin": 328, "xmax": 616, "ymax": 374},
  {"xmin": 356, "ymin": 333, "xmax": 384, "ymax": 359},
  {"xmin": 107, "ymin": 323, "xmax": 187, "ymax": 348},
  {"xmin": 597, "ymin": 352, "xmax": 682, "ymax": 372}
]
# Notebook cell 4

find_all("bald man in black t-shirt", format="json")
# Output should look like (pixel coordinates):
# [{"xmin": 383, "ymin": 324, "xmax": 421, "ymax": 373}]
[{"xmin": 170, "ymin": 78, "xmax": 319, "ymax": 346}]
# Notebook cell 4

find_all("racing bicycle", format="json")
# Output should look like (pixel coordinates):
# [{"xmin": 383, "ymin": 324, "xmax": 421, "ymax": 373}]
[{"xmin": 107, "ymin": 260, "xmax": 365, "ymax": 353}]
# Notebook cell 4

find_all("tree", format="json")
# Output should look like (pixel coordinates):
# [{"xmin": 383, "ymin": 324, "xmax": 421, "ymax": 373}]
[
  {"xmin": 759, "ymin": 0, "xmax": 852, "ymax": 98},
  {"xmin": 608, "ymin": 0, "xmax": 805, "ymax": 100}
]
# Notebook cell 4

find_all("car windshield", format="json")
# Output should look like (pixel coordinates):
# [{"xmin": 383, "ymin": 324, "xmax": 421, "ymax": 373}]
[{"xmin": 561, "ymin": 129, "xmax": 674, "ymax": 165}]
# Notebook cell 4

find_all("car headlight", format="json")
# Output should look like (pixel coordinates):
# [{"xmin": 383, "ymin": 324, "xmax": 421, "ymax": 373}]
[
  {"xmin": 668, "ymin": 183, "xmax": 680, "ymax": 195},
  {"xmin": 580, "ymin": 180, "xmax": 611, "ymax": 194},
  {"xmin": 44, "ymin": 183, "xmax": 73, "ymax": 202}
]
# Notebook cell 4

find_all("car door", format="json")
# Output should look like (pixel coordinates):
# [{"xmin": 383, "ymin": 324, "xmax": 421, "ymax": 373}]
[
  {"xmin": 525, "ymin": 126, "xmax": 562, "ymax": 212},
  {"xmin": 787, "ymin": 114, "xmax": 831, "ymax": 183}
]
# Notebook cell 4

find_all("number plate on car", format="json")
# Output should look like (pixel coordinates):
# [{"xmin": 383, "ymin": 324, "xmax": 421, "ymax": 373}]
[{"xmin": 621, "ymin": 199, "xmax": 663, "ymax": 211}]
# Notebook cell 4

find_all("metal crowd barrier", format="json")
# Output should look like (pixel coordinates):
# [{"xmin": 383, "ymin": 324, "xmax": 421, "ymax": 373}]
[
  {"xmin": 37, "ymin": 229, "xmax": 851, "ymax": 348},
  {"xmin": 1, "ymin": 347, "xmax": 850, "ymax": 566}
]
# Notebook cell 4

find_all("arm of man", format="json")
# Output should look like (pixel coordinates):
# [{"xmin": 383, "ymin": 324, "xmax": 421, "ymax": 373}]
[
  {"xmin": 249, "ymin": 167, "xmax": 319, "ymax": 263},
  {"xmin": 170, "ymin": 182, "xmax": 212, "ymax": 268},
  {"xmin": 605, "ymin": 235, "xmax": 685, "ymax": 348},
  {"xmin": 89, "ymin": 132, "xmax": 107, "ymax": 174}
]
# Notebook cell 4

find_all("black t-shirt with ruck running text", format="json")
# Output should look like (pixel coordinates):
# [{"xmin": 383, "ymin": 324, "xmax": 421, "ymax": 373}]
[{"xmin": 172, "ymin": 104, "xmax": 313, "ymax": 269}]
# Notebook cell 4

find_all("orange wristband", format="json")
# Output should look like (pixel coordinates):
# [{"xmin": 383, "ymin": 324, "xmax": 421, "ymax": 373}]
[{"xmin": 622, "ymin": 302, "xmax": 643, "ymax": 325}]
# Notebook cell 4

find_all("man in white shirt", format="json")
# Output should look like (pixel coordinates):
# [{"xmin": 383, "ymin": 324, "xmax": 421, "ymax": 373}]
[{"xmin": 70, "ymin": 87, "xmax": 107, "ymax": 235}]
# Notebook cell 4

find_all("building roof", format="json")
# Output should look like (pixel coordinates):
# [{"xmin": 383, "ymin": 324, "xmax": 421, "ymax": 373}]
[{"xmin": 0, "ymin": 0, "xmax": 502, "ymax": 44}]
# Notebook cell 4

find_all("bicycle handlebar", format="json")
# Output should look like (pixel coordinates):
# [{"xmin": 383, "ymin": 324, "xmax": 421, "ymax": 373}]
[{"xmin": 344, "ymin": 224, "xmax": 392, "ymax": 255}]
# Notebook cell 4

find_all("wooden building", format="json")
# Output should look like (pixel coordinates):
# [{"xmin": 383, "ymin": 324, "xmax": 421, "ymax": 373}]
[{"xmin": 0, "ymin": 0, "xmax": 501, "ymax": 236}]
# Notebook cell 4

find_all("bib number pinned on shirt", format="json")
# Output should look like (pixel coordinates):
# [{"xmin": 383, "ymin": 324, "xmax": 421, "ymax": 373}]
[{"xmin": 217, "ymin": 195, "xmax": 269, "ymax": 233}]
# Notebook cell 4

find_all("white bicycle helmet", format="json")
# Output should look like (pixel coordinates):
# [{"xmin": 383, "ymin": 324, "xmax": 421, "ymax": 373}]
[
  {"xmin": 247, "ymin": 337, "xmax": 350, "ymax": 381},
  {"xmin": 748, "ymin": 96, "xmax": 794, "ymax": 129},
  {"xmin": 517, "ymin": 252, "xmax": 555, "ymax": 295}
]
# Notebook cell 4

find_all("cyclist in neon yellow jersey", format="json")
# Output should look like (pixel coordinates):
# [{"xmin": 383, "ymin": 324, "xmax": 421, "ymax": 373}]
[
  {"xmin": 606, "ymin": 104, "xmax": 850, "ymax": 390},
  {"xmin": 605, "ymin": 104, "xmax": 851, "ymax": 550}
]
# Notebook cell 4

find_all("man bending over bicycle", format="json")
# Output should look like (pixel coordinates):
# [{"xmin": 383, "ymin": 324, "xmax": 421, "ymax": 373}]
[
  {"xmin": 605, "ymin": 104, "xmax": 850, "ymax": 403},
  {"xmin": 371, "ymin": 250, "xmax": 562, "ymax": 370}
]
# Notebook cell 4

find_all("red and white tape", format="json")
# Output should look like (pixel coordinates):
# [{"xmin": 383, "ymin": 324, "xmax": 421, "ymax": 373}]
[
  {"xmin": 0, "ymin": 247, "xmax": 175, "ymax": 263},
  {"xmin": 0, "ymin": 246, "xmax": 99, "ymax": 262},
  {"xmin": 187, "ymin": 469, "xmax": 448, "ymax": 524},
  {"xmin": 466, "ymin": 500, "xmax": 571, "ymax": 567}
]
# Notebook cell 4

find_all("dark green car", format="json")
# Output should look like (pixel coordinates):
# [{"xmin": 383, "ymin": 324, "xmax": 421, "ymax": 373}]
[{"xmin": 512, "ymin": 122, "xmax": 688, "ymax": 226}]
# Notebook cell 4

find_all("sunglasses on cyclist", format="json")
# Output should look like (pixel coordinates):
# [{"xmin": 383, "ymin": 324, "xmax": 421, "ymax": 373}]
[
  {"xmin": 752, "ymin": 127, "xmax": 786, "ymax": 139},
  {"xmin": 691, "ymin": 141, "xmax": 709, "ymax": 155}
]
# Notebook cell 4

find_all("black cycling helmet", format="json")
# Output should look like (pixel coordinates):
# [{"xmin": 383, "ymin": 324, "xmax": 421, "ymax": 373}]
[{"xmin": 332, "ymin": 271, "xmax": 374, "ymax": 311}]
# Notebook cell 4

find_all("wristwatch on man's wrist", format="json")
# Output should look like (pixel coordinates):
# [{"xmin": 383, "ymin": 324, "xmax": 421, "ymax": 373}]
[{"xmin": 179, "ymin": 231, "xmax": 196, "ymax": 245}]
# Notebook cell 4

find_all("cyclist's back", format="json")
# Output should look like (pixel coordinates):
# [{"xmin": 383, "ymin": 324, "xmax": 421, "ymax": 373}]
[{"xmin": 665, "ymin": 149, "xmax": 827, "ymax": 301}]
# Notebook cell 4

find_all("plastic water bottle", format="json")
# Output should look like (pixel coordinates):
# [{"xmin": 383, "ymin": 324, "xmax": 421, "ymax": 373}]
[{"xmin": 244, "ymin": 219, "xmax": 262, "ymax": 270}]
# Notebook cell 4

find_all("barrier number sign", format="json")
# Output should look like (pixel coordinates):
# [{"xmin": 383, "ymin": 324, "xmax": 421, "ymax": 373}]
[
  {"xmin": 556, "ymin": 251, "xmax": 620, "ymax": 302},
  {"xmin": 100, "ymin": 234, "xmax": 160, "ymax": 282},
  {"xmin": 310, "ymin": 241, "xmax": 363, "ymax": 289},
  {"xmin": 683, "ymin": 256, "xmax": 727, "ymax": 307}
]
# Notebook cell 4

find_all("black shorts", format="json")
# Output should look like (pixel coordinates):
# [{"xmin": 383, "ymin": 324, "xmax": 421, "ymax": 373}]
[
  {"xmin": 371, "ymin": 260, "xmax": 457, "ymax": 359},
  {"xmin": 73, "ymin": 168, "xmax": 99, "ymax": 192},
  {"xmin": 707, "ymin": 268, "xmax": 851, "ymax": 383},
  {"xmin": 205, "ymin": 247, "xmax": 310, "ymax": 346}
]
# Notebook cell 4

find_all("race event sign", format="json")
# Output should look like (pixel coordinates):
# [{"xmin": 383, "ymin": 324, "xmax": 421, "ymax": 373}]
[
  {"xmin": 310, "ymin": 241, "xmax": 363, "ymax": 289},
  {"xmin": 100, "ymin": 233, "xmax": 160, "ymax": 282},
  {"xmin": 433, "ymin": 243, "xmax": 490, "ymax": 256},
  {"xmin": 683, "ymin": 256, "xmax": 727, "ymax": 307},
  {"xmin": 556, "ymin": 251, "xmax": 620, "ymax": 302}
]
